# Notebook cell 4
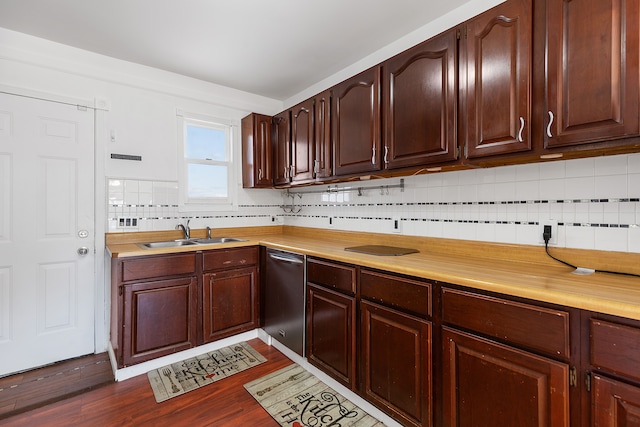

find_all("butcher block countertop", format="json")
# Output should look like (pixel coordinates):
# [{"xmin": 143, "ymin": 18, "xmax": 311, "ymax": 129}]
[{"xmin": 106, "ymin": 225, "xmax": 640, "ymax": 321}]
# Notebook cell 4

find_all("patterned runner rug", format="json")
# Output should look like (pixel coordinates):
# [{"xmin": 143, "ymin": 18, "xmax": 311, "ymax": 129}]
[
  {"xmin": 148, "ymin": 341, "xmax": 266, "ymax": 403},
  {"xmin": 244, "ymin": 363, "xmax": 385, "ymax": 426}
]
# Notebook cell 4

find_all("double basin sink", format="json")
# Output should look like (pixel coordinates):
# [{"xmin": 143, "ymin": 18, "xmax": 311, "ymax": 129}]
[{"xmin": 138, "ymin": 237, "xmax": 246, "ymax": 249}]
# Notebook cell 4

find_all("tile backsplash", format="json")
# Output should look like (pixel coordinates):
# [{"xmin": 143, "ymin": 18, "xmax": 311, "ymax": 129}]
[{"xmin": 107, "ymin": 153, "xmax": 640, "ymax": 253}]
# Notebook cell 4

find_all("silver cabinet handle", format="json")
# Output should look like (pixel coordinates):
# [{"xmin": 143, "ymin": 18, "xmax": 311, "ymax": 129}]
[
  {"xmin": 517, "ymin": 117, "xmax": 525, "ymax": 142},
  {"xmin": 547, "ymin": 111, "xmax": 554, "ymax": 138},
  {"xmin": 313, "ymin": 159, "xmax": 319, "ymax": 175},
  {"xmin": 268, "ymin": 253, "xmax": 304, "ymax": 264},
  {"xmin": 371, "ymin": 145, "xmax": 376, "ymax": 164},
  {"xmin": 384, "ymin": 146, "xmax": 389, "ymax": 164},
  {"xmin": 77, "ymin": 247, "xmax": 89, "ymax": 256},
  {"xmin": 258, "ymin": 168, "xmax": 263, "ymax": 180}
]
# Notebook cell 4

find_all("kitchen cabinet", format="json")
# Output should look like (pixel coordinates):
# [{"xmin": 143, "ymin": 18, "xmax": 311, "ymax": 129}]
[
  {"xmin": 242, "ymin": 113, "xmax": 273, "ymax": 188},
  {"xmin": 332, "ymin": 66, "xmax": 382, "ymax": 176},
  {"xmin": 290, "ymin": 97, "xmax": 315, "ymax": 183},
  {"xmin": 306, "ymin": 258, "xmax": 357, "ymax": 390},
  {"xmin": 441, "ymin": 287, "xmax": 571, "ymax": 427},
  {"xmin": 111, "ymin": 253, "xmax": 198, "ymax": 367},
  {"xmin": 272, "ymin": 110, "xmax": 291, "ymax": 187},
  {"xmin": 462, "ymin": 0, "xmax": 533, "ymax": 159},
  {"xmin": 383, "ymin": 28, "xmax": 459, "ymax": 169},
  {"xmin": 360, "ymin": 269, "xmax": 432, "ymax": 427},
  {"xmin": 543, "ymin": 0, "xmax": 640, "ymax": 151},
  {"xmin": 313, "ymin": 90, "xmax": 332, "ymax": 180},
  {"xmin": 202, "ymin": 247, "xmax": 259, "ymax": 343},
  {"xmin": 589, "ymin": 317, "xmax": 640, "ymax": 427}
]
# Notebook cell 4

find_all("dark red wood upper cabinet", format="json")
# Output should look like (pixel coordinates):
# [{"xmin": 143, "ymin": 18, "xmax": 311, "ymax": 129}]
[
  {"xmin": 242, "ymin": 113, "xmax": 273, "ymax": 188},
  {"xmin": 544, "ymin": 0, "xmax": 640, "ymax": 149},
  {"xmin": 383, "ymin": 29, "xmax": 458, "ymax": 169},
  {"xmin": 463, "ymin": 0, "xmax": 533, "ymax": 159},
  {"xmin": 272, "ymin": 110, "xmax": 291, "ymax": 187},
  {"xmin": 314, "ymin": 90, "xmax": 332, "ymax": 180},
  {"xmin": 291, "ymin": 98, "xmax": 315, "ymax": 183},
  {"xmin": 332, "ymin": 66, "xmax": 381, "ymax": 176}
]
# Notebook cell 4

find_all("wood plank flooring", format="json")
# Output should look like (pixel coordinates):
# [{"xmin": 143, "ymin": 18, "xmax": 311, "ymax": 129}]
[
  {"xmin": 0, "ymin": 352, "xmax": 113, "ymax": 419},
  {"xmin": 0, "ymin": 339, "xmax": 291, "ymax": 426}
]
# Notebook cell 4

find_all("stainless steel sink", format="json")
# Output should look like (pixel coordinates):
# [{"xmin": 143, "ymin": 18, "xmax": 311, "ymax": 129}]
[
  {"xmin": 138, "ymin": 237, "xmax": 246, "ymax": 249},
  {"xmin": 191, "ymin": 237, "xmax": 247, "ymax": 244},
  {"xmin": 138, "ymin": 240, "xmax": 199, "ymax": 249}
]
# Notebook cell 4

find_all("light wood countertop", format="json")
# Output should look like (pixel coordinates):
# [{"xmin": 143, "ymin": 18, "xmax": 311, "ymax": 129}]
[{"xmin": 106, "ymin": 226, "xmax": 640, "ymax": 321}]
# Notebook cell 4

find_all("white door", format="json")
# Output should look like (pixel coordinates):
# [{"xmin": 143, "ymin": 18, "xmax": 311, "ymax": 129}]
[{"xmin": 0, "ymin": 92, "xmax": 95, "ymax": 376}]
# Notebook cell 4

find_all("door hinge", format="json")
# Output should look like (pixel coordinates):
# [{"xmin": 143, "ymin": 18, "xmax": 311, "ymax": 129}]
[
  {"xmin": 119, "ymin": 285, "xmax": 123, "ymax": 296},
  {"xmin": 456, "ymin": 29, "xmax": 461, "ymax": 40},
  {"xmin": 569, "ymin": 366, "xmax": 578, "ymax": 387},
  {"xmin": 585, "ymin": 370, "xmax": 592, "ymax": 392}
]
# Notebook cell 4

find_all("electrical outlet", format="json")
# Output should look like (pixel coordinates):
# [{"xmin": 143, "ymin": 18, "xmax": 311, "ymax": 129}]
[
  {"xmin": 392, "ymin": 217, "xmax": 402, "ymax": 233},
  {"xmin": 539, "ymin": 219, "xmax": 558, "ymax": 245},
  {"xmin": 117, "ymin": 217, "xmax": 139, "ymax": 229}
]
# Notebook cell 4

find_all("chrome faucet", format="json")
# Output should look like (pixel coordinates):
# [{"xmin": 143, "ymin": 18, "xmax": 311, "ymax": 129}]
[
  {"xmin": 176, "ymin": 220, "xmax": 190, "ymax": 239},
  {"xmin": 206, "ymin": 226, "xmax": 212, "ymax": 239}
]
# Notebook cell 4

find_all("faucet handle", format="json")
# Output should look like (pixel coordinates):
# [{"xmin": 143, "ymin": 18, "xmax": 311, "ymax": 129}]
[{"xmin": 206, "ymin": 226, "xmax": 212, "ymax": 239}]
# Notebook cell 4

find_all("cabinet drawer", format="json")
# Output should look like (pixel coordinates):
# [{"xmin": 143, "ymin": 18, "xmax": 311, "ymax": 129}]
[
  {"xmin": 307, "ymin": 258, "xmax": 356, "ymax": 294},
  {"xmin": 442, "ymin": 288, "xmax": 570, "ymax": 359},
  {"xmin": 120, "ymin": 253, "xmax": 196, "ymax": 282},
  {"xmin": 591, "ymin": 319, "xmax": 640, "ymax": 382},
  {"xmin": 360, "ymin": 270, "xmax": 431, "ymax": 318},
  {"xmin": 203, "ymin": 246, "xmax": 258, "ymax": 271}
]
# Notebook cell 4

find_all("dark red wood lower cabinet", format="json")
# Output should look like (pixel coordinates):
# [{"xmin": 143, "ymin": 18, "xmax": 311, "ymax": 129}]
[
  {"xmin": 306, "ymin": 284, "xmax": 356, "ymax": 390},
  {"xmin": 592, "ymin": 374, "xmax": 640, "ymax": 427},
  {"xmin": 442, "ymin": 327, "xmax": 569, "ymax": 427},
  {"xmin": 203, "ymin": 266, "xmax": 258, "ymax": 343},
  {"xmin": 360, "ymin": 300, "xmax": 431, "ymax": 427},
  {"xmin": 122, "ymin": 276, "xmax": 198, "ymax": 366}
]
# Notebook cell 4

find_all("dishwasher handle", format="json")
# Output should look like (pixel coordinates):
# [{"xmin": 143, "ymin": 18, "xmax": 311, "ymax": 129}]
[{"xmin": 268, "ymin": 252, "xmax": 304, "ymax": 264}]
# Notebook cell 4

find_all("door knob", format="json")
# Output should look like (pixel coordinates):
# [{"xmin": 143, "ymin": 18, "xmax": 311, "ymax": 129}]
[{"xmin": 77, "ymin": 247, "xmax": 89, "ymax": 256}]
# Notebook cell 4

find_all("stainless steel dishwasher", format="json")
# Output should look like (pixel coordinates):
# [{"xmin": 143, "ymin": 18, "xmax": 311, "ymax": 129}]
[{"xmin": 264, "ymin": 248, "xmax": 306, "ymax": 356}]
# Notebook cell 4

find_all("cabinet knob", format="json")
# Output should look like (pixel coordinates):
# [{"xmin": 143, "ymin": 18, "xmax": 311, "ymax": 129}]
[{"xmin": 77, "ymin": 247, "xmax": 89, "ymax": 256}]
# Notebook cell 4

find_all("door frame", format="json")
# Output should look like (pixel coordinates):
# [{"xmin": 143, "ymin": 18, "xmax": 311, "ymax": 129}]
[{"xmin": 0, "ymin": 83, "xmax": 109, "ymax": 355}]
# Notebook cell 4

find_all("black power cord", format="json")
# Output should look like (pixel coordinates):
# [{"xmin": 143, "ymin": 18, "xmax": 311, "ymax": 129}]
[{"xmin": 543, "ymin": 225, "xmax": 640, "ymax": 278}]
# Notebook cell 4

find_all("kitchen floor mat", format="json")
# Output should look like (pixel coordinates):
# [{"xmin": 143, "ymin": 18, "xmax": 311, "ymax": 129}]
[
  {"xmin": 147, "ymin": 341, "xmax": 266, "ymax": 403},
  {"xmin": 244, "ymin": 363, "xmax": 385, "ymax": 426}
]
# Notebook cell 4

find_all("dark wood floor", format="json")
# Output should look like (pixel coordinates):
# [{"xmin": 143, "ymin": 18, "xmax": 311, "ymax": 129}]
[{"xmin": 0, "ymin": 339, "xmax": 292, "ymax": 426}]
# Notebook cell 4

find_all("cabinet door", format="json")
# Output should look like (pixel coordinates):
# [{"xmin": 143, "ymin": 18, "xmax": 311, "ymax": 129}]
[
  {"xmin": 442, "ymin": 327, "xmax": 569, "ymax": 427},
  {"xmin": 272, "ymin": 110, "xmax": 291, "ymax": 186},
  {"xmin": 464, "ymin": 0, "xmax": 532, "ymax": 159},
  {"xmin": 306, "ymin": 284, "xmax": 356, "ymax": 390},
  {"xmin": 203, "ymin": 267, "xmax": 258, "ymax": 343},
  {"xmin": 545, "ymin": 0, "xmax": 640, "ymax": 149},
  {"xmin": 383, "ymin": 29, "xmax": 458, "ymax": 169},
  {"xmin": 592, "ymin": 374, "xmax": 640, "ymax": 427},
  {"xmin": 291, "ymin": 98, "xmax": 315, "ymax": 183},
  {"xmin": 361, "ymin": 300, "xmax": 431, "ymax": 427},
  {"xmin": 242, "ymin": 113, "xmax": 273, "ymax": 188},
  {"xmin": 314, "ymin": 90, "xmax": 332, "ymax": 179},
  {"xmin": 122, "ymin": 277, "xmax": 197, "ymax": 366},
  {"xmin": 332, "ymin": 66, "xmax": 381, "ymax": 176}
]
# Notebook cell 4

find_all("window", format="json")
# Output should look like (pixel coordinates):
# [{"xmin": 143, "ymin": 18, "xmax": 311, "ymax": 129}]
[{"xmin": 177, "ymin": 111, "xmax": 237, "ymax": 211}]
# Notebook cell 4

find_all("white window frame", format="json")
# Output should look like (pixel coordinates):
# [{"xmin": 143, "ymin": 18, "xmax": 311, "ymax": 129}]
[{"xmin": 177, "ymin": 109, "xmax": 238, "ymax": 212}]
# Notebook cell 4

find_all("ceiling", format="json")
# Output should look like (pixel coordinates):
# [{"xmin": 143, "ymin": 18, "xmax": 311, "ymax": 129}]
[{"xmin": 0, "ymin": 0, "xmax": 469, "ymax": 100}]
